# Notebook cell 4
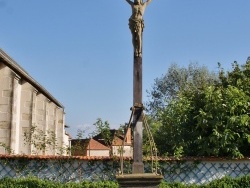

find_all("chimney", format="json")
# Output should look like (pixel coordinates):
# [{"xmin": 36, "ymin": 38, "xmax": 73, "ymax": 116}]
[{"xmin": 125, "ymin": 127, "xmax": 132, "ymax": 144}]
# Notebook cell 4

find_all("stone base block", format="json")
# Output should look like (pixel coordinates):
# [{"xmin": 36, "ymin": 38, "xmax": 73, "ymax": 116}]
[{"xmin": 116, "ymin": 173, "xmax": 163, "ymax": 188}]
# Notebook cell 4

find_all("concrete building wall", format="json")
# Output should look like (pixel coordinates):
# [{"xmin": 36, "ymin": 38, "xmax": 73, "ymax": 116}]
[
  {"xmin": 19, "ymin": 81, "xmax": 33, "ymax": 154},
  {"xmin": 0, "ymin": 63, "xmax": 13, "ymax": 154},
  {"xmin": 0, "ymin": 50, "xmax": 69, "ymax": 156},
  {"xmin": 86, "ymin": 149, "xmax": 110, "ymax": 157},
  {"xmin": 112, "ymin": 145, "xmax": 132, "ymax": 157},
  {"xmin": 56, "ymin": 108, "xmax": 65, "ymax": 154},
  {"xmin": 46, "ymin": 102, "xmax": 57, "ymax": 155}
]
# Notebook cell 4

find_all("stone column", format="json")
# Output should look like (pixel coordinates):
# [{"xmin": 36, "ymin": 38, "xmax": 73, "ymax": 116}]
[
  {"xmin": 61, "ymin": 111, "xmax": 66, "ymax": 155},
  {"xmin": 133, "ymin": 57, "xmax": 142, "ymax": 104},
  {"xmin": 132, "ymin": 56, "xmax": 144, "ymax": 174},
  {"xmin": 54, "ymin": 107, "xmax": 59, "ymax": 155},
  {"xmin": 53, "ymin": 107, "xmax": 57, "ymax": 155},
  {"xmin": 31, "ymin": 90, "xmax": 38, "ymax": 126},
  {"xmin": 45, "ymin": 100, "xmax": 50, "ymax": 132},
  {"xmin": 30, "ymin": 89, "xmax": 38, "ymax": 154},
  {"xmin": 43, "ymin": 99, "xmax": 50, "ymax": 155},
  {"xmin": 10, "ymin": 74, "xmax": 21, "ymax": 154}
]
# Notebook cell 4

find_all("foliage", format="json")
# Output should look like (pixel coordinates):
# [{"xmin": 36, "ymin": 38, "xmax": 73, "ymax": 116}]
[
  {"xmin": 159, "ymin": 175, "xmax": 250, "ymax": 188},
  {"xmin": 146, "ymin": 62, "xmax": 218, "ymax": 157},
  {"xmin": 0, "ymin": 177, "xmax": 60, "ymax": 188},
  {"xmin": 0, "ymin": 142, "xmax": 13, "ymax": 154},
  {"xmin": 146, "ymin": 63, "xmax": 217, "ymax": 117},
  {"xmin": 23, "ymin": 125, "xmax": 68, "ymax": 155},
  {"xmin": 0, "ymin": 155, "xmax": 249, "ymax": 185},
  {"xmin": 148, "ymin": 61, "xmax": 250, "ymax": 158},
  {"xmin": 71, "ymin": 119, "xmax": 126, "ymax": 157},
  {"xmin": 0, "ymin": 175, "xmax": 249, "ymax": 188},
  {"xmin": 203, "ymin": 175, "xmax": 250, "ymax": 188},
  {"xmin": 195, "ymin": 85, "xmax": 250, "ymax": 158},
  {"xmin": 142, "ymin": 115, "xmax": 161, "ymax": 156},
  {"xmin": 92, "ymin": 118, "xmax": 112, "ymax": 146},
  {"xmin": 0, "ymin": 177, "xmax": 119, "ymax": 188},
  {"xmin": 70, "ymin": 129, "xmax": 88, "ymax": 156},
  {"xmin": 24, "ymin": 125, "xmax": 54, "ymax": 155},
  {"xmin": 154, "ymin": 85, "xmax": 206, "ymax": 157},
  {"xmin": 194, "ymin": 61, "xmax": 250, "ymax": 158}
]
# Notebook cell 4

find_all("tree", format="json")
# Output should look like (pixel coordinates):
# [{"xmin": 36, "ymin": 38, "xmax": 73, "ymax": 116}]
[
  {"xmin": 23, "ymin": 125, "xmax": 62, "ymax": 155},
  {"xmin": 146, "ymin": 63, "xmax": 218, "ymax": 157},
  {"xmin": 155, "ymin": 89, "xmax": 202, "ymax": 157},
  {"xmin": 146, "ymin": 63, "xmax": 217, "ymax": 117},
  {"xmin": 92, "ymin": 118, "xmax": 112, "ymax": 146},
  {"xmin": 195, "ymin": 61, "xmax": 250, "ymax": 157},
  {"xmin": 219, "ymin": 61, "xmax": 250, "ymax": 96},
  {"xmin": 70, "ymin": 129, "xmax": 88, "ymax": 156},
  {"xmin": 150, "ymin": 61, "xmax": 250, "ymax": 158},
  {"xmin": 195, "ymin": 85, "xmax": 250, "ymax": 158}
]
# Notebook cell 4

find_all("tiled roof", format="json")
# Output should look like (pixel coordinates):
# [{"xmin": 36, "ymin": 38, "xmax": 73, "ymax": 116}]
[
  {"xmin": 93, "ymin": 129, "xmax": 132, "ymax": 146},
  {"xmin": 0, "ymin": 155, "xmax": 249, "ymax": 161},
  {"xmin": 88, "ymin": 139, "xmax": 110, "ymax": 150},
  {"xmin": 71, "ymin": 139, "xmax": 88, "ymax": 145},
  {"xmin": 112, "ymin": 135, "xmax": 131, "ymax": 146},
  {"xmin": 0, "ymin": 154, "xmax": 117, "ymax": 161},
  {"xmin": 71, "ymin": 138, "xmax": 110, "ymax": 150}
]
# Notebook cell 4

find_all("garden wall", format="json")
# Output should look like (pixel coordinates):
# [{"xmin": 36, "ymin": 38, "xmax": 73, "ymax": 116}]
[{"xmin": 0, "ymin": 155, "xmax": 249, "ymax": 185}]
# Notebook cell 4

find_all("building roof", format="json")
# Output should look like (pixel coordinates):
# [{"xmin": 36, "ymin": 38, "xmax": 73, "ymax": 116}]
[
  {"xmin": 0, "ymin": 49, "xmax": 64, "ymax": 108},
  {"xmin": 93, "ymin": 129, "xmax": 131, "ymax": 146},
  {"xmin": 0, "ymin": 154, "xmax": 249, "ymax": 162},
  {"xmin": 71, "ymin": 138, "xmax": 110, "ymax": 150},
  {"xmin": 88, "ymin": 138, "xmax": 110, "ymax": 150}
]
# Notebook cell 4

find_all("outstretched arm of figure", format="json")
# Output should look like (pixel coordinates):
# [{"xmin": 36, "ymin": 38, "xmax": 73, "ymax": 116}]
[
  {"xmin": 144, "ymin": 0, "xmax": 152, "ymax": 6},
  {"xmin": 125, "ymin": 0, "xmax": 133, "ymax": 6}
]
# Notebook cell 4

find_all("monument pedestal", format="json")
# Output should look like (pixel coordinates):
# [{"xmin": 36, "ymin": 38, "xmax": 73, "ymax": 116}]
[{"xmin": 116, "ymin": 173, "xmax": 163, "ymax": 188}]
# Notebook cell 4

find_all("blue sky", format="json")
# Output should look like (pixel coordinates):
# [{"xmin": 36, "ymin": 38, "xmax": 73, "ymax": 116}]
[{"xmin": 1, "ymin": 0, "xmax": 250, "ymax": 137}]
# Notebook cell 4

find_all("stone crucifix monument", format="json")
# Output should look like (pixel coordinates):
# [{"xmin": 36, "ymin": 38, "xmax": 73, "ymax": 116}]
[
  {"xmin": 127, "ymin": 0, "xmax": 150, "ymax": 174},
  {"xmin": 116, "ymin": 0, "xmax": 163, "ymax": 187}
]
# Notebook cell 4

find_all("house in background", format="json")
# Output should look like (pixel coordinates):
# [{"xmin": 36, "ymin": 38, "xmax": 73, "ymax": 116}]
[
  {"xmin": 111, "ymin": 128, "xmax": 132, "ymax": 157},
  {"xmin": 71, "ymin": 138, "xmax": 110, "ymax": 156},
  {"xmin": 0, "ymin": 49, "xmax": 70, "ymax": 155},
  {"xmin": 71, "ymin": 128, "xmax": 133, "ymax": 157}
]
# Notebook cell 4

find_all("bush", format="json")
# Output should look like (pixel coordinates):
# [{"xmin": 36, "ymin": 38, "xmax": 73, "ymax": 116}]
[
  {"xmin": 159, "ymin": 181, "xmax": 198, "ymax": 188},
  {"xmin": 0, "ymin": 177, "xmax": 61, "ymax": 188},
  {"xmin": 204, "ymin": 175, "xmax": 250, "ymax": 188},
  {"xmin": 0, "ymin": 175, "xmax": 249, "ymax": 188},
  {"xmin": 159, "ymin": 175, "xmax": 250, "ymax": 188},
  {"xmin": 0, "ymin": 177, "xmax": 119, "ymax": 188}
]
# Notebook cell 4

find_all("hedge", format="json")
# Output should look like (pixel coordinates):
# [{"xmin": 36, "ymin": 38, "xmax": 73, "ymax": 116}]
[{"xmin": 0, "ymin": 175, "xmax": 249, "ymax": 188}]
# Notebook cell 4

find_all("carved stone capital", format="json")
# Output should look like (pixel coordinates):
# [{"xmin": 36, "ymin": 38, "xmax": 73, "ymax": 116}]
[
  {"xmin": 14, "ymin": 74, "xmax": 21, "ymax": 81},
  {"xmin": 33, "ymin": 89, "xmax": 38, "ymax": 94}
]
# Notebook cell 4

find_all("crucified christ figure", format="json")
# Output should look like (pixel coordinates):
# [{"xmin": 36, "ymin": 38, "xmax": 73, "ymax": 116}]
[{"xmin": 125, "ymin": 0, "xmax": 152, "ymax": 57}]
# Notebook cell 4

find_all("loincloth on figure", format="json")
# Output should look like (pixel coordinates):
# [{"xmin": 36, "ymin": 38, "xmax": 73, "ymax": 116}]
[{"xmin": 129, "ymin": 18, "xmax": 144, "ymax": 34}]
